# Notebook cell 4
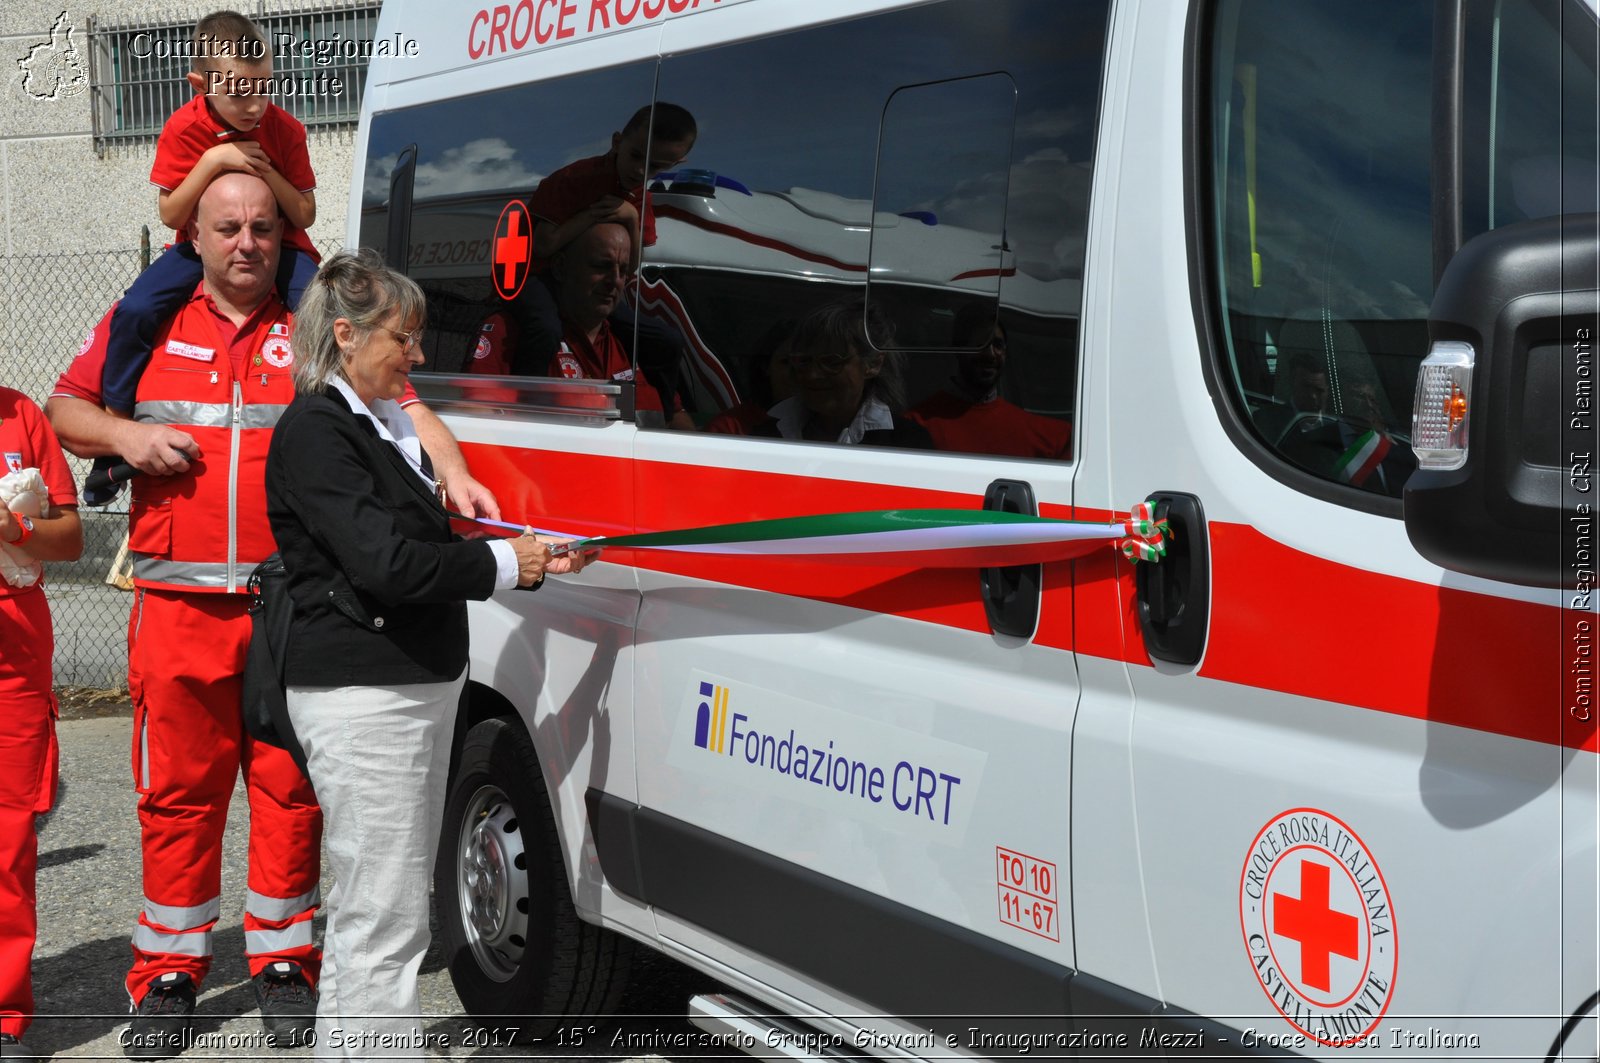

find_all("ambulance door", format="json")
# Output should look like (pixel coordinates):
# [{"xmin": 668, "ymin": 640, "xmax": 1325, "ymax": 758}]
[
  {"xmin": 365, "ymin": 50, "xmax": 666, "ymax": 932},
  {"xmin": 1081, "ymin": 0, "xmax": 1597, "ymax": 1053},
  {"xmin": 605, "ymin": 0, "xmax": 1114, "ymax": 1038}
]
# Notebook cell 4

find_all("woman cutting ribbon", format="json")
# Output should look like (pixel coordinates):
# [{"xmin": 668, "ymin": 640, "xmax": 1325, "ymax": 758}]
[{"xmin": 264, "ymin": 249, "xmax": 587, "ymax": 1059}]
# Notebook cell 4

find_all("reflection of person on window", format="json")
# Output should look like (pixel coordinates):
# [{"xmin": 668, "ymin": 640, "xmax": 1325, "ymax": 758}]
[
  {"xmin": 751, "ymin": 301, "xmax": 930, "ymax": 448},
  {"xmin": 543, "ymin": 222, "xmax": 693, "ymax": 429},
  {"xmin": 704, "ymin": 319, "xmax": 796, "ymax": 435},
  {"xmin": 905, "ymin": 306, "xmax": 1070, "ymax": 459},
  {"xmin": 501, "ymin": 104, "xmax": 699, "ymax": 403},
  {"xmin": 529, "ymin": 103, "xmax": 696, "ymax": 270}
]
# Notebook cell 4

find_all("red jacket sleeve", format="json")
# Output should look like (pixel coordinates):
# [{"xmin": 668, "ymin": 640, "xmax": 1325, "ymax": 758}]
[{"xmin": 52, "ymin": 307, "xmax": 114, "ymax": 405}]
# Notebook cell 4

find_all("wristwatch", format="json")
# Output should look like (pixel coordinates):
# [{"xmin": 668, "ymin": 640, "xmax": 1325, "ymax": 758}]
[{"xmin": 7, "ymin": 515, "xmax": 33, "ymax": 546}]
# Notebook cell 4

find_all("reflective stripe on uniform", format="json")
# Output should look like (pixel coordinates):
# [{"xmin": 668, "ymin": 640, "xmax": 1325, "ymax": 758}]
[
  {"xmin": 143, "ymin": 897, "xmax": 221, "ymax": 930},
  {"xmin": 135, "ymin": 400, "xmax": 287, "ymax": 431},
  {"xmin": 133, "ymin": 923, "xmax": 212, "ymax": 956},
  {"xmin": 245, "ymin": 887, "xmax": 321, "ymax": 923},
  {"xmin": 130, "ymin": 558, "xmax": 233, "ymax": 588},
  {"xmin": 245, "ymin": 921, "xmax": 315, "ymax": 955}
]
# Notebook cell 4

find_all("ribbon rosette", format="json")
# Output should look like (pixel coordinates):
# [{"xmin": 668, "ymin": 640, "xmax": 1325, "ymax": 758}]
[{"xmin": 1117, "ymin": 501, "xmax": 1172, "ymax": 563}]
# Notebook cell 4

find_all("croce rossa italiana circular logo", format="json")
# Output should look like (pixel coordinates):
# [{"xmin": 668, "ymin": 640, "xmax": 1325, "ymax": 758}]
[{"xmin": 1238, "ymin": 808, "xmax": 1397, "ymax": 1046}]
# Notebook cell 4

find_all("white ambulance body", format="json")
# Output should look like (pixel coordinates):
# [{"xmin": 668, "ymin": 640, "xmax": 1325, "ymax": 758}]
[{"xmin": 351, "ymin": 0, "xmax": 1600, "ymax": 1058}]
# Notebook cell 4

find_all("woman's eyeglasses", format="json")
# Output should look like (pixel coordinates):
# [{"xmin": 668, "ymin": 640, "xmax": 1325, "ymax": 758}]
[
  {"xmin": 382, "ymin": 327, "xmax": 425, "ymax": 352},
  {"xmin": 787, "ymin": 350, "xmax": 855, "ymax": 374}
]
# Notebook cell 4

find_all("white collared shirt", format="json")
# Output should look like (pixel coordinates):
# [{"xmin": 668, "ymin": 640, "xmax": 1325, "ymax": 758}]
[
  {"xmin": 768, "ymin": 395, "xmax": 895, "ymax": 444},
  {"xmin": 330, "ymin": 376, "xmax": 517, "ymax": 589}
]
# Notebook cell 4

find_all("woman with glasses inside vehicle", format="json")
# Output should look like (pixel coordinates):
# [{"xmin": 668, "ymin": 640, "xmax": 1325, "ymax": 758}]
[
  {"xmin": 751, "ymin": 299, "xmax": 931, "ymax": 448},
  {"xmin": 264, "ymin": 248, "xmax": 589, "ymax": 1058}
]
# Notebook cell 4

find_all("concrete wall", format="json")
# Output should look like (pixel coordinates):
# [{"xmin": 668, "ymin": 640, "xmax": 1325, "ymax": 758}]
[{"xmin": 1, "ymin": 1, "xmax": 361, "ymax": 400}]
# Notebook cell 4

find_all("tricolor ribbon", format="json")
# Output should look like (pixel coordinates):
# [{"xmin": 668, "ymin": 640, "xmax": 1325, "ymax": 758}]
[{"xmin": 452, "ymin": 503, "xmax": 1170, "ymax": 569}]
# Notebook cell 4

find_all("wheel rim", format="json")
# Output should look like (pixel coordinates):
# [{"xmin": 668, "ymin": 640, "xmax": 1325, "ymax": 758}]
[{"xmin": 456, "ymin": 783, "xmax": 531, "ymax": 982}]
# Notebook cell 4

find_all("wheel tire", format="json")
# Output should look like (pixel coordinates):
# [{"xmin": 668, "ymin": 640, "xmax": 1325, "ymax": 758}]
[{"xmin": 435, "ymin": 716, "xmax": 634, "ymax": 1041}]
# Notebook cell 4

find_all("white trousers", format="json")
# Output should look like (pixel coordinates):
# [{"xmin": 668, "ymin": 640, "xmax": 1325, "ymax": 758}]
[{"xmin": 286, "ymin": 667, "xmax": 465, "ymax": 1062}]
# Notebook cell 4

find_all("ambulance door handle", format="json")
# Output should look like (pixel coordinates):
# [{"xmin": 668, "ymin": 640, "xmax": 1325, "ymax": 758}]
[
  {"xmin": 981, "ymin": 479, "xmax": 1041, "ymax": 639},
  {"xmin": 1135, "ymin": 492, "xmax": 1209, "ymax": 666}
]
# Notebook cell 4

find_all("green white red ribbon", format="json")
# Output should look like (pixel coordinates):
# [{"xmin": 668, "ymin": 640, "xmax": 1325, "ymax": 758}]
[
  {"xmin": 459, "ymin": 502, "xmax": 1170, "ymax": 569},
  {"xmin": 1336, "ymin": 428, "xmax": 1394, "ymax": 486}
]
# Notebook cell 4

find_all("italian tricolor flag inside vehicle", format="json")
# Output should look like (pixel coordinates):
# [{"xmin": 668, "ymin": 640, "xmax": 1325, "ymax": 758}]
[{"xmin": 1336, "ymin": 428, "xmax": 1393, "ymax": 486}]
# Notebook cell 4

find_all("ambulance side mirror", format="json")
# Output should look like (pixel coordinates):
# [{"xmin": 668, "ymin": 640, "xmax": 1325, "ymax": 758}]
[{"xmin": 1403, "ymin": 213, "xmax": 1599, "ymax": 588}]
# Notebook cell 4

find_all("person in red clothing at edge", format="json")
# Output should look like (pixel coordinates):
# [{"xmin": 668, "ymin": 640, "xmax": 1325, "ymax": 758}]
[
  {"xmin": 86, "ymin": 10, "xmax": 321, "ymax": 507},
  {"xmin": 545, "ymin": 221, "xmax": 695, "ymax": 429},
  {"xmin": 905, "ymin": 305, "xmax": 1072, "ymax": 459},
  {"xmin": 0, "ymin": 387, "xmax": 83, "ymax": 1063},
  {"xmin": 46, "ymin": 173, "xmax": 501, "ymax": 1061}
]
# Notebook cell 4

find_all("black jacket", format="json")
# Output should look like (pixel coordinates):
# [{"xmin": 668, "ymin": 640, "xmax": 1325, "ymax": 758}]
[{"xmin": 265, "ymin": 388, "xmax": 499, "ymax": 687}]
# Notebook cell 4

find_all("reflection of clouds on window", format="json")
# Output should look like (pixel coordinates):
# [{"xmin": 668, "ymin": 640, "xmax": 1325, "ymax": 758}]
[
  {"xmin": 1014, "ymin": 106, "xmax": 1092, "ymax": 146},
  {"xmin": 914, "ymin": 147, "xmax": 1090, "ymax": 283},
  {"xmin": 421, "ymin": 139, "xmax": 544, "ymax": 198}
]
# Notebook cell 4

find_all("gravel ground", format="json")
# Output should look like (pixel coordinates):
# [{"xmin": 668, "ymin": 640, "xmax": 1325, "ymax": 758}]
[{"xmin": 28, "ymin": 703, "xmax": 726, "ymax": 1062}]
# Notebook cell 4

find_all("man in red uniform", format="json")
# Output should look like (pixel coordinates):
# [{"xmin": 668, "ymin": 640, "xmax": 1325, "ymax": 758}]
[
  {"xmin": 49, "ymin": 172, "xmax": 318, "ymax": 1059},
  {"xmin": 545, "ymin": 222, "xmax": 693, "ymax": 429},
  {"xmin": 49, "ymin": 172, "xmax": 502, "ymax": 1059},
  {"xmin": 905, "ymin": 308, "xmax": 1071, "ymax": 459}
]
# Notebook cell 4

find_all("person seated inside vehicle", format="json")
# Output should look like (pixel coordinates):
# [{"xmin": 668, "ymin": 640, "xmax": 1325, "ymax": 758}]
[
  {"xmin": 1253, "ymin": 345, "xmax": 1332, "ymax": 447},
  {"xmin": 904, "ymin": 305, "xmax": 1071, "ymax": 459},
  {"xmin": 750, "ymin": 300, "xmax": 931, "ymax": 448},
  {"xmin": 1254, "ymin": 343, "xmax": 1414, "ymax": 495}
]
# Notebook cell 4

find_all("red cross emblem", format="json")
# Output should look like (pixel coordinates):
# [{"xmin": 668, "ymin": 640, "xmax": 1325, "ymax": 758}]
[
  {"xmin": 1273, "ymin": 859, "xmax": 1360, "ymax": 993},
  {"xmin": 492, "ymin": 199, "xmax": 532, "ymax": 300},
  {"xmin": 1239, "ymin": 809, "xmax": 1396, "ymax": 1047}
]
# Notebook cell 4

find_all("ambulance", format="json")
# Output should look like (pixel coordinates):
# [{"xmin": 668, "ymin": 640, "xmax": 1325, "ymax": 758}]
[{"xmin": 349, "ymin": 0, "xmax": 1600, "ymax": 1057}]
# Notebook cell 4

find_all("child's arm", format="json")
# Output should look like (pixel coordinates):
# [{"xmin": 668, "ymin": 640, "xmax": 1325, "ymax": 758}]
[
  {"xmin": 532, "ymin": 197, "xmax": 639, "ymax": 261},
  {"xmin": 260, "ymin": 166, "xmax": 316, "ymax": 231},
  {"xmin": 157, "ymin": 141, "xmax": 272, "ymax": 229}
]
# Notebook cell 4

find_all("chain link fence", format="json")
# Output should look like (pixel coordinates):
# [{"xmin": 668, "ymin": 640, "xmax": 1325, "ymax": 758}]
[
  {"xmin": 3, "ymin": 245, "xmax": 145, "ymax": 689},
  {"xmin": 2, "ymin": 236, "xmax": 340, "ymax": 689}
]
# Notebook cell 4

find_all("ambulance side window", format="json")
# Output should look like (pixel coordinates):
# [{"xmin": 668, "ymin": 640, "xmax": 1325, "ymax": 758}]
[
  {"xmin": 360, "ymin": 61, "xmax": 660, "ymax": 375},
  {"xmin": 650, "ymin": 0, "xmax": 1107, "ymax": 457},
  {"xmin": 1205, "ymin": 1, "xmax": 1432, "ymax": 500},
  {"xmin": 1459, "ymin": 0, "xmax": 1599, "ymax": 239}
]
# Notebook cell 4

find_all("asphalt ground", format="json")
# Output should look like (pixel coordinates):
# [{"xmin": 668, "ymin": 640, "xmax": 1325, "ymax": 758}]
[{"xmin": 27, "ymin": 699, "xmax": 728, "ymax": 1062}]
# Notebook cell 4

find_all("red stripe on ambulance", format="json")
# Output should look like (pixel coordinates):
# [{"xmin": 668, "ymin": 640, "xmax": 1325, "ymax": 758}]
[{"xmin": 462, "ymin": 443, "xmax": 1591, "ymax": 751}]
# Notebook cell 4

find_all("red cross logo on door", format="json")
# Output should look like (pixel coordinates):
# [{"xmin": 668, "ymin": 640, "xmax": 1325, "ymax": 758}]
[
  {"xmin": 1273, "ymin": 859, "xmax": 1360, "ymax": 993},
  {"xmin": 492, "ymin": 199, "xmax": 532, "ymax": 300}
]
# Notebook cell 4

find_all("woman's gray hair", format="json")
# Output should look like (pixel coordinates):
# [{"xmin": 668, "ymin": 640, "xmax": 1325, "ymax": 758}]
[
  {"xmin": 792, "ymin": 299, "xmax": 906, "ymax": 410},
  {"xmin": 292, "ymin": 248, "xmax": 426, "ymax": 393}
]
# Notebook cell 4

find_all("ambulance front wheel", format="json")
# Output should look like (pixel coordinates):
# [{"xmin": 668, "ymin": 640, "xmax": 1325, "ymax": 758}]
[{"xmin": 435, "ymin": 716, "xmax": 634, "ymax": 1040}]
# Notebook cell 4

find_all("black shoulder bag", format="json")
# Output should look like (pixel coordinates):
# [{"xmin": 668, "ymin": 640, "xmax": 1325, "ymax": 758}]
[{"xmin": 243, "ymin": 552, "xmax": 309, "ymax": 776}]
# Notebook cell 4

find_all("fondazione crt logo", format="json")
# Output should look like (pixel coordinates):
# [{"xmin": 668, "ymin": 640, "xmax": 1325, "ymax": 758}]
[
  {"xmin": 1238, "ymin": 808, "xmax": 1397, "ymax": 1047},
  {"xmin": 679, "ymin": 674, "xmax": 987, "ymax": 839}
]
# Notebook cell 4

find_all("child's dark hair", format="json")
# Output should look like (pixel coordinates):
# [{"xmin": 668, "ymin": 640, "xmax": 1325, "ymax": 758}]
[
  {"xmin": 621, "ymin": 102, "xmax": 698, "ymax": 144},
  {"xmin": 193, "ymin": 10, "xmax": 268, "ymax": 71}
]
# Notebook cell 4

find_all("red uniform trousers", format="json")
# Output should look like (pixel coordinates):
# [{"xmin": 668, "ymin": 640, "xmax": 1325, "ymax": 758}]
[
  {"xmin": 126, "ymin": 588, "xmax": 322, "ymax": 1003},
  {"xmin": 0, "ymin": 588, "xmax": 57, "ymax": 1038}
]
